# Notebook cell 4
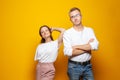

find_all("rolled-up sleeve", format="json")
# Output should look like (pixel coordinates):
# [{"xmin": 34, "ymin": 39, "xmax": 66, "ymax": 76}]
[
  {"xmin": 89, "ymin": 28, "xmax": 99, "ymax": 50},
  {"xmin": 63, "ymin": 31, "xmax": 73, "ymax": 56},
  {"xmin": 34, "ymin": 47, "xmax": 38, "ymax": 61}
]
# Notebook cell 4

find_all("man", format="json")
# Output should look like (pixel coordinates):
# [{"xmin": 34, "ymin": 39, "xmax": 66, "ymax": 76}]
[{"xmin": 63, "ymin": 7, "xmax": 99, "ymax": 80}]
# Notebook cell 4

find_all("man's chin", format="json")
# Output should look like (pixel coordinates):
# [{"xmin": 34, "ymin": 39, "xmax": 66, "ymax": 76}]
[{"xmin": 75, "ymin": 23, "xmax": 80, "ymax": 26}]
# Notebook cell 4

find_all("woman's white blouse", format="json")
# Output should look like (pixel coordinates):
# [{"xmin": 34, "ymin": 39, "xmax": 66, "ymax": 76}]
[{"xmin": 34, "ymin": 40, "xmax": 59, "ymax": 63}]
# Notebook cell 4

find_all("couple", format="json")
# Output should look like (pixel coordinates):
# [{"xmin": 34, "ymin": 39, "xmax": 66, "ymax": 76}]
[{"xmin": 34, "ymin": 7, "xmax": 99, "ymax": 80}]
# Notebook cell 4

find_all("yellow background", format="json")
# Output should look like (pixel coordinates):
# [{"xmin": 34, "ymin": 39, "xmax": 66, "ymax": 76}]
[{"xmin": 1, "ymin": 0, "xmax": 120, "ymax": 80}]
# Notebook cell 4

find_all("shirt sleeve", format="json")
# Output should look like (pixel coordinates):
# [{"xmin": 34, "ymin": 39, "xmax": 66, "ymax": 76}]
[
  {"xmin": 54, "ymin": 39, "xmax": 59, "ymax": 49},
  {"xmin": 63, "ymin": 31, "xmax": 73, "ymax": 56},
  {"xmin": 89, "ymin": 28, "xmax": 99, "ymax": 50},
  {"xmin": 34, "ymin": 46, "xmax": 38, "ymax": 61}
]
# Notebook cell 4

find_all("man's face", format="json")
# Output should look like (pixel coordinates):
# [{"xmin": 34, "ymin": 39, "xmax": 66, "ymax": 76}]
[{"xmin": 69, "ymin": 10, "xmax": 82, "ymax": 26}]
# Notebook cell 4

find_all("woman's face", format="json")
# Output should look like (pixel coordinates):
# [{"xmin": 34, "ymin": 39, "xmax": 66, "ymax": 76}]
[{"xmin": 40, "ymin": 27, "xmax": 51, "ymax": 39}]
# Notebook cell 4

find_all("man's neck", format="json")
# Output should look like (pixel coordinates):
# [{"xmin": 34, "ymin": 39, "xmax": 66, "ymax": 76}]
[{"xmin": 73, "ymin": 24, "xmax": 84, "ymax": 31}]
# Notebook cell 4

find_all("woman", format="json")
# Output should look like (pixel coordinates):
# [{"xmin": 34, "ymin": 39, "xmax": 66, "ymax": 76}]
[{"xmin": 34, "ymin": 25, "xmax": 65, "ymax": 80}]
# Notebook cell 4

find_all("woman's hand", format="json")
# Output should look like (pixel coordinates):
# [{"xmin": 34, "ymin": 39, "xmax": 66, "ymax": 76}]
[{"xmin": 50, "ymin": 27, "xmax": 54, "ymax": 32}]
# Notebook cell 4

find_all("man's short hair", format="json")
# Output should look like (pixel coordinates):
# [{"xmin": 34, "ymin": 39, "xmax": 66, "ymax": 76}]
[{"xmin": 69, "ymin": 7, "xmax": 81, "ymax": 13}]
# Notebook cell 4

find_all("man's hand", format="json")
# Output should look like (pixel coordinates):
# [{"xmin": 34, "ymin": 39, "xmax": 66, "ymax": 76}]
[
  {"xmin": 88, "ymin": 38, "xmax": 94, "ymax": 44},
  {"xmin": 72, "ymin": 46, "xmax": 79, "ymax": 50}
]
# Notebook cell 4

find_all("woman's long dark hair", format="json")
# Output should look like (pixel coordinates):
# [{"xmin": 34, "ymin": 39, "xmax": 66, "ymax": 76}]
[{"xmin": 39, "ymin": 25, "xmax": 53, "ymax": 43}]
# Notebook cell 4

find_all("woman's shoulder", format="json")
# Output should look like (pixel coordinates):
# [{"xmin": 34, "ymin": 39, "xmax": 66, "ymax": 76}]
[
  {"xmin": 52, "ymin": 39, "xmax": 58, "ymax": 44},
  {"xmin": 48, "ymin": 40, "xmax": 59, "ymax": 47},
  {"xmin": 37, "ymin": 40, "xmax": 58, "ymax": 47},
  {"xmin": 36, "ymin": 43, "xmax": 45, "ymax": 49}
]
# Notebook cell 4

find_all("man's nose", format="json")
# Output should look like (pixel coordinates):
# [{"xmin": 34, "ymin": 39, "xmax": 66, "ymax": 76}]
[{"xmin": 74, "ymin": 18, "xmax": 78, "ymax": 21}]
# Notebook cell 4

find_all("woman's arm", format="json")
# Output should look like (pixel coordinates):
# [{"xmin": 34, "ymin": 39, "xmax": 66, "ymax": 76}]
[{"xmin": 51, "ymin": 27, "xmax": 65, "ymax": 47}]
